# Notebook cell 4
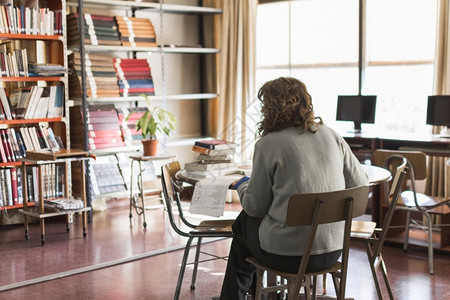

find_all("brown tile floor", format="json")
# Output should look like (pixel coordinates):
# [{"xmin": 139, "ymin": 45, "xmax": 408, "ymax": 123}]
[{"xmin": 0, "ymin": 202, "xmax": 449, "ymax": 300}]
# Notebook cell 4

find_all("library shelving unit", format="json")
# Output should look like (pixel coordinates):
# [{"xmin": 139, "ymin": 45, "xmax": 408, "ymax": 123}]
[
  {"xmin": 0, "ymin": 0, "xmax": 72, "ymax": 221},
  {"xmin": 66, "ymin": 0, "xmax": 222, "ymax": 203}
]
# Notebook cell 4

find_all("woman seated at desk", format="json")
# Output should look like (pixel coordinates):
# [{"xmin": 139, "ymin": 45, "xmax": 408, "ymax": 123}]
[{"xmin": 219, "ymin": 77, "xmax": 369, "ymax": 299}]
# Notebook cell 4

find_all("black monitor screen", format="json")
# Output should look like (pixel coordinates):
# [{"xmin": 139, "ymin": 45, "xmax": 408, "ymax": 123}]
[
  {"xmin": 336, "ymin": 95, "xmax": 377, "ymax": 131},
  {"xmin": 426, "ymin": 95, "xmax": 450, "ymax": 127}
]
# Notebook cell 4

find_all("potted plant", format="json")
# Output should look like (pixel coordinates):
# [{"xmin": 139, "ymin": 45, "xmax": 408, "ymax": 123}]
[{"xmin": 127, "ymin": 95, "xmax": 176, "ymax": 156}]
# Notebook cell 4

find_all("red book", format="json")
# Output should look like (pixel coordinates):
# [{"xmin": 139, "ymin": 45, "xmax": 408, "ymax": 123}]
[
  {"xmin": 119, "ymin": 88, "xmax": 155, "ymax": 93},
  {"xmin": 1, "ymin": 130, "xmax": 13, "ymax": 162},
  {"xmin": 89, "ymin": 140, "xmax": 125, "ymax": 150},
  {"xmin": 10, "ymin": 168, "xmax": 18, "ymax": 205},
  {"xmin": 87, "ymin": 136, "xmax": 123, "ymax": 145},
  {"xmin": 88, "ymin": 129, "xmax": 122, "ymax": 138}
]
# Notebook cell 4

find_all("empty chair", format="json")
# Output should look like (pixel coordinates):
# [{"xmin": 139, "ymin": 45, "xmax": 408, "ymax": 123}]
[
  {"xmin": 351, "ymin": 157, "xmax": 408, "ymax": 300},
  {"xmin": 161, "ymin": 161, "xmax": 234, "ymax": 300},
  {"xmin": 373, "ymin": 149, "xmax": 450, "ymax": 274},
  {"xmin": 245, "ymin": 185, "xmax": 370, "ymax": 300}
]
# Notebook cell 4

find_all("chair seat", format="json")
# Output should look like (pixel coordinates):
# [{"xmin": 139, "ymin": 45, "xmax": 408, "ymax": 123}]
[
  {"xmin": 246, "ymin": 257, "xmax": 341, "ymax": 278},
  {"xmin": 191, "ymin": 219, "xmax": 233, "ymax": 235},
  {"xmin": 198, "ymin": 219, "xmax": 235, "ymax": 227},
  {"xmin": 400, "ymin": 191, "xmax": 449, "ymax": 209},
  {"xmin": 350, "ymin": 220, "xmax": 376, "ymax": 239}
]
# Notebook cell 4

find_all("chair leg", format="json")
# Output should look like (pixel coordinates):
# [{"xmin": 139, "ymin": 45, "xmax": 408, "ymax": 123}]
[
  {"xmin": 403, "ymin": 211, "xmax": 411, "ymax": 252},
  {"xmin": 174, "ymin": 237, "xmax": 194, "ymax": 300},
  {"xmin": 191, "ymin": 237, "xmax": 202, "ymax": 289},
  {"xmin": 322, "ymin": 274, "xmax": 327, "ymax": 295},
  {"xmin": 254, "ymin": 268, "xmax": 264, "ymax": 300},
  {"xmin": 304, "ymin": 276, "xmax": 312, "ymax": 300},
  {"xmin": 423, "ymin": 212, "xmax": 434, "ymax": 274},
  {"xmin": 380, "ymin": 255, "xmax": 394, "ymax": 300},
  {"xmin": 312, "ymin": 275, "xmax": 317, "ymax": 300},
  {"xmin": 366, "ymin": 242, "xmax": 384, "ymax": 300}
]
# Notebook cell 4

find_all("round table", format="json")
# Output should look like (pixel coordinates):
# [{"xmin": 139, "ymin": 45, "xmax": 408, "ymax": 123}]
[{"xmin": 361, "ymin": 164, "xmax": 392, "ymax": 225}]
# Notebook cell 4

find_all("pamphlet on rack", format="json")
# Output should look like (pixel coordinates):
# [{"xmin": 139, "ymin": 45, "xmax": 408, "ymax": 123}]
[{"xmin": 188, "ymin": 176, "xmax": 238, "ymax": 217}]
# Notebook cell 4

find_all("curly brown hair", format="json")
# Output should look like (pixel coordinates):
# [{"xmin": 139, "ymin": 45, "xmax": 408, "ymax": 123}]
[{"xmin": 257, "ymin": 77, "xmax": 323, "ymax": 137}]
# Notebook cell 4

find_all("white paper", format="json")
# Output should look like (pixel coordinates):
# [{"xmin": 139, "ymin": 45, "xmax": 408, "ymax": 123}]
[{"xmin": 188, "ymin": 176, "xmax": 238, "ymax": 217}]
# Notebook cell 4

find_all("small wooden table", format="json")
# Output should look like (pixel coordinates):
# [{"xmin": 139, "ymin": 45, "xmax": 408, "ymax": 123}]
[
  {"xmin": 128, "ymin": 154, "xmax": 175, "ymax": 228},
  {"xmin": 18, "ymin": 150, "xmax": 91, "ymax": 245}
]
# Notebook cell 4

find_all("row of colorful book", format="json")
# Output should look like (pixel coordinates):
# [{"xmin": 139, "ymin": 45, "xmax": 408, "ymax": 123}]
[
  {"xmin": 0, "ymin": 5, "xmax": 63, "ymax": 35},
  {"xmin": 69, "ymin": 104, "xmax": 150, "ymax": 151},
  {"xmin": 0, "ymin": 125, "xmax": 62, "ymax": 163},
  {"xmin": 0, "ymin": 163, "xmax": 64, "ymax": 207},
  {"xmin": 68, "ymin": 53, "xmax": 155, "ymax": 99},
  {"xmin": 67, "ymin": 13, "xmax": 156, "ymax": 48}
]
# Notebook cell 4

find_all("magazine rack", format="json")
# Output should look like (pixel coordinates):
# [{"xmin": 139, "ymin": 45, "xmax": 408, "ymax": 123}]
[{"xmin": 18, "ymin": 150, "xmax": 91, "ymax": 245}]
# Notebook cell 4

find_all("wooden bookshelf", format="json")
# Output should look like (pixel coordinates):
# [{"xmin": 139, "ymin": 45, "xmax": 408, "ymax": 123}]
[{"xmin": 0, "ymin": 0, "xmax": 70, "ymax": 216}]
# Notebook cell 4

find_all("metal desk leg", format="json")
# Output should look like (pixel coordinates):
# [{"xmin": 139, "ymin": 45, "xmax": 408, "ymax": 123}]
[
  {"xmin": 38, "ymin": 165, "xmax": 45, "ymax": 246},
  {"xmin": 129, "ymin": 159, "xmax": 135, "ymax": 220},
  {"xmin": 138, "ymin": 161, "xmax": 147, "ymax": 229}
]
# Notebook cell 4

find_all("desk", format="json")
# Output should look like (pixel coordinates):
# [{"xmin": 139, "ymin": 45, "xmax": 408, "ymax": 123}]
[
  {"xmin": 129, "ymin": 154, "xmax": 175, "ymax": 228},
  {"xmin": 177, "ymin": 164, "xmax": 390, "ymax": 223}
]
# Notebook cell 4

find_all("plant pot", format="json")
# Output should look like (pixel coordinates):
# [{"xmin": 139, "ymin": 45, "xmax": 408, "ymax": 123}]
[{"xmin": 142, "ymin": 139, "xmax": 158, "ymax": 156}]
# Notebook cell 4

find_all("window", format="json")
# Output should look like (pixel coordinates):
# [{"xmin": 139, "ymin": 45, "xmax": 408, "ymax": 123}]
[{"xmin": 255, "ymin": 0, "xmax": 437, "ymax": 134}]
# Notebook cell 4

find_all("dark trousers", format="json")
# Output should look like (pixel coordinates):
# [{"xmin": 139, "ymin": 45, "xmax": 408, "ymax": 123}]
[{"xmin": 220, "ymin": 210, "xmax": 341, "ymax": 300}]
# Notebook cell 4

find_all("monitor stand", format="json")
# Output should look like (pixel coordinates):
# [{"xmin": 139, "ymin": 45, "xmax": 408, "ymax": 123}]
[
  {"xmin": 346, "ymin": 122, "xmax": 362, "ymax": 134},
  {"xmin": 436, "ymin": 127, "xmax": 450, "ymax": 139}
]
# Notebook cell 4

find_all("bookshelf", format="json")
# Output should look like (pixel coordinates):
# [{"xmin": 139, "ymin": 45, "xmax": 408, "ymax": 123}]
[
  {"xmin": 0, "ymin": 0, "xmax": 71, "ymax": 221},
  {"xmin": 66, "ymin": 0, "xmax": 222, "ymax": 203}
]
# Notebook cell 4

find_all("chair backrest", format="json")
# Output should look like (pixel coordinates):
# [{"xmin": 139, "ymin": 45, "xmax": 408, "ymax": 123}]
[
  {"xmin": 161, "ymin": 161, "xmax": 195, "ymax": 237},
  {"xmin": 373, "ymin": 156, "xmax": 408, "ymax": 256},
  {"xmin": 373, "ymin": 149, "xmax": 427, "ymax": 180},
  {"xmin": 286, "ymin": 185, "xmax": 370, "ymax": 299}
]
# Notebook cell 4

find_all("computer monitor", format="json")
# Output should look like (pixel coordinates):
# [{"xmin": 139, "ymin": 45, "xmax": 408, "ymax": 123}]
[
  {"xmin": 336, "ymin": 95, "xmax": 377, "ymax": 133},
  {"xmin": 426, "ymin": 95, "xmax": 450, "ymax": 138}
]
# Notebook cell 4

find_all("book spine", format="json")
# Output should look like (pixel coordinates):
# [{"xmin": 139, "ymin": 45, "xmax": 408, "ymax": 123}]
[
  {"xmin": 5, "ymin": 168, "xmax": 13, "ymax": 206},
  {"xmin": 10, "ymin": 167, "xmax": 18, "ymax": 205},
  {"xmin": 192, "ymin": 145, "xmax": 212, "ymax": 155}
]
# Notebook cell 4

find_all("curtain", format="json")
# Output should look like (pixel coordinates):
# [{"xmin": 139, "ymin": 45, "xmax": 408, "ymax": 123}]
[
  {"xmin": 211, "ymin": 0, "xmax": 257, "ymax": 161},
  {"xmin": 428, "ymin": 0, "xmax": 450, "ymax": 198}
]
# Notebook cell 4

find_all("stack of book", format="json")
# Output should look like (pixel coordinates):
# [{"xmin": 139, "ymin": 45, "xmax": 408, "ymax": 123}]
[
  {"xmin": 115, "ymin": 16, "xmax": 157, "ymax": 47},
  {"xmin": 116, "ymin": 107, "xmax": 148, "ymax": 146},
  {"xmin": 113, "ymin": 58, "xmax": 155, "ymax": 96},
  {"xmin": 68, "ymin": 52, "xmax": 121, "ymax": 99},
  {"xmin": 67, "ymin": 13, "xmax": 121, "ymax": 46},
  {"xmin": 70, "ymin": 104, "xmax": 124, "ymax": 150},
  {"xmin": 185, "ymin": 139, "xmax": 238, "ymax": 177}
]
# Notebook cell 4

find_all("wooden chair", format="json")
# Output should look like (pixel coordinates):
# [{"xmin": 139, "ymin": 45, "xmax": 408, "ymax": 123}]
[
  {"xmin": 245, "ymin": 185, "xmax": 370, "ymax": 300},
  {"xmin": 373, "ymin": 149, "xmax": 450, "ymax": 274},
  {"xmin": 161, "ymin": 161, "xmax": 234, "ymax": 300},
  {"xmin": 351, "ymin": 157, "xmax": 408, "ymax": 300}
]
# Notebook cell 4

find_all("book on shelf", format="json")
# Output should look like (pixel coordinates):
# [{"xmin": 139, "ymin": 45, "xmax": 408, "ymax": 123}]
[
  {"xmin": 10, "ymin": 167, "xmax": 18, "ymax": 205},
  {"xmin": 194, "ymin": 139, "xmax": 237, "ymax": 150},
  {"xmin": 0, "ymin": 87, "xmax": 14, "ymax": 120},
  {"xmin": 4, "ymin": 168, "xmax": 12, "ymax": 206}
]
